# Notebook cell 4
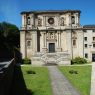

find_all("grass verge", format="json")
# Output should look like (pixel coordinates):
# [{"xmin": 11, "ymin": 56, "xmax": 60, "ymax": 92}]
[
  {"xmin": 57, "ymin": 66, "xmax": 92, "ymax": 95},
  {"xmin": 72, "ymin": 62, "xmax": 92, "ymax": 65},
  {"xmin": 10, "ymin": 66, "xmax": 52, "ymax": 95}
]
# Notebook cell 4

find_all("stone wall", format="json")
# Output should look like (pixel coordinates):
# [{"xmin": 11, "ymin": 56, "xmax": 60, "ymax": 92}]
[{"xmin": 0, "ymin": 59, "xmax": 14, "ymax": 95}]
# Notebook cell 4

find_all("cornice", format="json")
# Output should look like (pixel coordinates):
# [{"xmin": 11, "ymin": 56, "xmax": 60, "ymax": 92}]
[{"xmin": 20, "ymin": 10, "xmax": 81, "ymax": 15}]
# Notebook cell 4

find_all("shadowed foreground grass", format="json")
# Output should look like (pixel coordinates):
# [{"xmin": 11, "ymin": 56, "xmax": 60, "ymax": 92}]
[
  {"xmin": 10, "ymin": 66, "xmax": 52, "ymax": 95},
  {"xmin": 58, "ymin": 66, "xmax": 92, "ymax": 95}
]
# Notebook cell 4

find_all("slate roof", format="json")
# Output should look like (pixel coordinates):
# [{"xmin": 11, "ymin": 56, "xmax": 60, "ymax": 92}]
[{"xmin": 83, "ymin": 25, "xmax": 95, "ymax": 28}]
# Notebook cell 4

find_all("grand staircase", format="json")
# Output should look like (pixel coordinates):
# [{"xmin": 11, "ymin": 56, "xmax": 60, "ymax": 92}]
[{"xmin": 32, "ymin": 52, "xmax": 71, "ymax": 65}]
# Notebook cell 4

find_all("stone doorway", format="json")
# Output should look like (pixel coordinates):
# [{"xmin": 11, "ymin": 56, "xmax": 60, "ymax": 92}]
[
  {"xmin": 92, "ymin": 54, "xmax": 95, "ymax": 62},
  {"xmin": 49, "ymin": 43, "xmax": 55, "ymax": 53}
]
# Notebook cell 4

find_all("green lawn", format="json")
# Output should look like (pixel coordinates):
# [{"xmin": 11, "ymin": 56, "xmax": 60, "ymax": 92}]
[
  {"xmin": 10, "ymin": 66, "xmax": 52, "ymax": 95},
  {"xmin": 57, "ymin": 66, "xmax": 92, "ymax": 95},
  {"xmin": 72, "ymin": 62, "xmax": 92, "ymax": 65}
]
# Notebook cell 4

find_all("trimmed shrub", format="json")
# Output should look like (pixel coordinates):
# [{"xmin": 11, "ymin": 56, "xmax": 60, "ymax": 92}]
[
  {"xmin": 22, "ymin": 58, "xmax": 31, "ymax": 64},
  {"xmin": 71, "ymin": 57, "xmax": 87, "ymax": 64},
  {"xmin": 26, "ymin": 70, "xmax": 36, "ymax": 74}
]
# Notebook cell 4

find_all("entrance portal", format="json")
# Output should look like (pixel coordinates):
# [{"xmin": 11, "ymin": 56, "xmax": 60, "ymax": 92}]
[
  {"xmin": 49, "ymin": 43, "xmax": 55, "ymax": 53},
  {"xmin": 92, "ymin": 54, "xmax": 95, "ymax": 62}
]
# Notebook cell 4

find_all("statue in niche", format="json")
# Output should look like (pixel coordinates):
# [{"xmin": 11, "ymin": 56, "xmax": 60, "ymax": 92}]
[
  {"xmin": 60, "ymin": 17, "xmax": 65, "ymax": 26},
  {"xmin": 37, "ymin": 18, "xmax": 42, "ymax": 26}
]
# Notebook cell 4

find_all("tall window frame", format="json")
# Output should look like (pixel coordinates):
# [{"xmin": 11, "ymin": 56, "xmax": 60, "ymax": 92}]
[
  {"xmin": 27, "ymin": 40, "xmax": 31, "ymax": 46},
  {"xmin": 85, "ymin": 53, "xmax": 88, "ymax": 58},
  {"xmin": 84, "ymin": 37, "xmax": 87, "ymax": 41},
  {"xmin": 85, "ymin": 44, "xmax": 87, "ymax": 48},
  {"xmin": 73, "ymin": 40, "xmax": 76, "ymax": 46}
]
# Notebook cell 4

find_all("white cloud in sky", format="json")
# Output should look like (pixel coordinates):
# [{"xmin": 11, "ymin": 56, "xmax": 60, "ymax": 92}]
[{"xmin": 0, "ymin": 0, "xmax": 20, "ymax": 27}]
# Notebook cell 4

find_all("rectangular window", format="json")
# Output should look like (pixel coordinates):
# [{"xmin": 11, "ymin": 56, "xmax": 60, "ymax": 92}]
[
  {"xmin": 93, "ymin": 37, "xmax": 95, "ymax": 41},
  {"xmin": 84, "ymin": 37, "xmax": 87, "ymax": 41},
  {"xmin": 85, "ymin": 44, "xmax": 87, "ymax": 48},
  {"xmin": 84, "ymin": 30, "xmax": 87, "ymax": 32},
  {"xmin": 93, "ymin": 44, "xmax": 95, "ymax": 48},
  {"xmin": 85, "ymin": 53, "xmax": 88, "ymax": 58},
  {"xmin": 27, "ymin": 41, "xmax": 30, "ymax": 46},
  {"xmin": 73, "ymin": 40, "xmax": 76, "ymax": 45},
  {"xmin": 93, "ymin": 30, "xmax": 95, "ymax": 32}
]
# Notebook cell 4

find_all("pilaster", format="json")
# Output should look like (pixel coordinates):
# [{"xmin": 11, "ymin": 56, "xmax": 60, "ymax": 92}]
[
  {"xmin": 57, "ymin": 31, "xmax": 62, "ymax": 51},
  {"xmin": 20, "ymin": 31, "xmax": 26, "ymax": 59},
  {"xmin": 78, "ymin": 30, "xmax": 84, "ymax": 58},
  {"xmin": 66, "ymin": 30, "xmax": 72, "ymax": 58},
  {"xmin": 32, "ymin": 31, "xmax": 37, "ymax": 56}
]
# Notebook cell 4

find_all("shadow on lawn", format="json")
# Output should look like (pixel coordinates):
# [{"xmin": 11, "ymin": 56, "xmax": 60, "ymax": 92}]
[{"xmin": 9, "ymin": 66, "xmax": 34, "ymax": 95}]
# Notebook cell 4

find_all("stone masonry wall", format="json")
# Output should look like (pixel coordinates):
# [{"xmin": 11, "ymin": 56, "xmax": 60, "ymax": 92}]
[{"xmin": 0, "ymin": 59, "xmax": 14, "ymax": 95}]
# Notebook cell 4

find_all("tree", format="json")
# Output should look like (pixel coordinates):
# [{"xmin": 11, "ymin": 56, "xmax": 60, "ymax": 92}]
[{"xmin": 0, "ymin": 22, "xmax": 20, "ymax": 52}]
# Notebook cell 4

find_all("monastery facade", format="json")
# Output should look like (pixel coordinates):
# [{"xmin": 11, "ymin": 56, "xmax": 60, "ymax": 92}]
[{"xmin": 20, "ymin": 10, "xmax": 95, "ymax": 65}]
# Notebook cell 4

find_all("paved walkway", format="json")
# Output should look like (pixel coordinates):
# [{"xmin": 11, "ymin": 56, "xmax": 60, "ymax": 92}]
[
  {"xmin": 90, "ymin": 62, "xmax": 95, "ymax": 95},
  {"xmin": 47, "ymin": 66, "xmax": 82, "ymax": 95}
]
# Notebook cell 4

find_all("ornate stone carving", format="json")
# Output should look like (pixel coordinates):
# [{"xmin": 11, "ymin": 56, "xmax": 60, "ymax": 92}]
[
  {"xmin": 46, "ymin": 32, "xmax": 57, "ymax": 39},
  {"xmin": 26, "ymin": 31, "xmax": 32, "ymax": 40},
  {"xmin": 72, "ymin": 31, "xmax": 77, "ymax": 39},
  {"xmin": 37, "ymin": 18, "xmax": 42, "ymax": 26}
]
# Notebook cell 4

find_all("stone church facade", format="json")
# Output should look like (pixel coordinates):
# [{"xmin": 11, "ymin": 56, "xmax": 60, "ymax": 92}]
[{"xmin": 20, "ymin": 10, "xmax": 95, "ymax": 65}]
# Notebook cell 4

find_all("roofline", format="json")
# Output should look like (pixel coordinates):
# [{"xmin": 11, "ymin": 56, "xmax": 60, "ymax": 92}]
[
  {"xmin": 83, "ymin": 28, "xmax": 95, "ymax": 30},
  {"xmin": 20, "ymin": 10, "xmax": 81, "ymax": 14}
]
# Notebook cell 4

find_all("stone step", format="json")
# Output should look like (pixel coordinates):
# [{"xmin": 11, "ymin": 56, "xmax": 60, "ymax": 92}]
[{"xmin": 43, "ymin": 63, "xmax": 58, "ymax": 66}]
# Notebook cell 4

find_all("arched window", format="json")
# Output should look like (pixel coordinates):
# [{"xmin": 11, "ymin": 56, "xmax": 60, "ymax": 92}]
[
  {"xmin": 71, "ymin": 16, "xmax": 75, "ymax": 24},
  {"xmin": 27, "ymin": 17, "xmax": 31, "ymax": 25}
]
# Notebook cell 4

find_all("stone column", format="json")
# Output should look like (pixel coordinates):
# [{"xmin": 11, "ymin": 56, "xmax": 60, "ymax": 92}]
[
  {"xmin": 20, "ymin": 31, "xmax": 26, "ymax": 59},
  {"xmin": 45, "ymin": 32, "xmax": 47, "ymax": 47},
  {"xmin": 32, "ymin": 31, "xmax": 37, "ymax": 56},
  {"xmin": 59, "ymin": 32, "xmax": 61, "ymax": 47},
  {"xmin": 58, "ymin": 15, "xmax": 60, "ymax": 26},
  {"xmin": 69, "ymin": 14, "xmax": 71, "ymax": 27},
  {"xmin": 57, "ymin": 33, "xmax": 59, "ymax": 47},
  {"xmin": 43, "ymin": 16, "xmax": 46, "ymax": 27},
  {"xmin": 66, "ymin": 30, "xmax": 72, "ymax": 58},
  {"xmin": 76, "ymin": 13, "xmax": 78, "ymax": 25},
  {"xmin": 43, "ymin": 33, "xmax": 45, "ymax": 47},
  {"xmin": 31, "ymin": 14, "xmax": 34, "ymax": 28},
  {"xmin": 78, "ymin": 30, "xmax": 83, "ymax": 58}
]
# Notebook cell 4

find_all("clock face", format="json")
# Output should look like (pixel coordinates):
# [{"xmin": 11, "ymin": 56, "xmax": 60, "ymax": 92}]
[{"xmin": 48, "ymin": 18, "xmax": 54, "ymax": 24}]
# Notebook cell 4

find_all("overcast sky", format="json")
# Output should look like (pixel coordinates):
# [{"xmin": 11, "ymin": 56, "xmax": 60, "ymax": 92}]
[{"xmin": 0, "ymin": 0, "xmax": 95, "ymax": 28}]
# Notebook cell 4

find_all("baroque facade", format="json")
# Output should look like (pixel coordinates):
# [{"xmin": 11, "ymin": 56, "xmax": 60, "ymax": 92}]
[{"xmin": 20, "ymin": 10, "xmax": 95, "ymax": 65}]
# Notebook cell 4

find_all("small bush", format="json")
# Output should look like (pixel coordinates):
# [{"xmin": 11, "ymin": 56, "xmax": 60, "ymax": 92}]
[
  {"xmin": 69, "ymin": 70, "xmax": 78, "ymax": 74},
  {"xmin": 26, "ymin": 70, "xmax": 36, "ymax": 74},
  {"xmin": 69, "ymin": 70, "xmax": 74, "ymax": 74},
  {"xmin": 71, "ymin": 57, "xmax": 87, "ymax": 64},
  {"xmin": 22, "ymin": 58, "xmax": 31, "ymax": 64}
]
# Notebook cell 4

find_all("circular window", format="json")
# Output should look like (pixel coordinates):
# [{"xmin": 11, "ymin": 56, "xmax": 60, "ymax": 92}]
[{"xmin": 48, "ymin": 18, "xmax": 54, "ymax": 24}]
